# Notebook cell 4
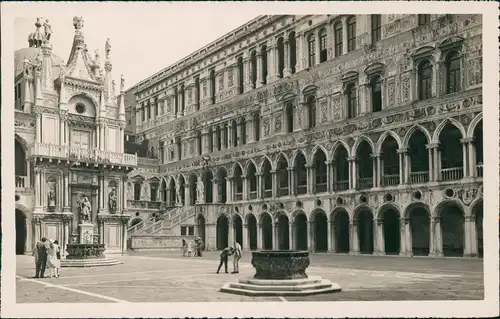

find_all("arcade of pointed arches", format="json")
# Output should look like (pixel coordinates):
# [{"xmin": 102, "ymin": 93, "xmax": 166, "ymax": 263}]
[
  {"xmin": 128, "ymin": 114, "xmax": 483, "ymax": 207},
  {"xmin": 192, "ymin": 197, "xmax": 483, "ymax": 257}
]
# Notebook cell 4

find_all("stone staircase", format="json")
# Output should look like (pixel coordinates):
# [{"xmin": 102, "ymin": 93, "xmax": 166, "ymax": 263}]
[{"xmin": 127, "ymin": 206, "xmax": 196, "ymax": 237}]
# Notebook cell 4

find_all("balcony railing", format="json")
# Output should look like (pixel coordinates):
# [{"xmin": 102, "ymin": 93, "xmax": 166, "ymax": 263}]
[
  {"xmin": 15, "ymin": 175, "xmax": 28, "ymax": 189},
  {"xmin": 263, "ymin": 189, "xmax": 272, "ymax": 198},
  {"xmin": 235, "ymin": 193, "xmax": 243, "ymax": 201},
  {"xmin": 382, "ymin": 174, "xmax": 400, "ymax": 186},
  {"xmin": 249, "ymin": 191, "xmax": 257, "ymax": 199},
  {"xmin": 357, "ymin": 177, "xmax": 373, "ymax": 190},
  {"xmin": 476, "ymin": 164, "xmax": 483, "ymax": 177},
  {"xmin": 334, "ymin": 180, "xmax": 349, "ymax": 191},
  {"xmin": 138, "ymin": 157, "xmax": 160, "ymax": 166},
  {"xmin": 441, "ymin": 167, "xmax": 463, "ymax": 182},
  {"xmin": 296, "ymin": 185, "xmax": 307, "ymax": 195},
  {"xmin": 28, "ymin": 143, "xmax": 137, "ymax": 166},
  {"xmin": 315, "ymin": 183, "xmax": 327, "ymax": 193},
  {"xmin": 409, "ymin": 171, "xmax": 429, "ymax": 184},
  {"xmin": 279, "ymin": 187, "xmax": 290, "ymax": 197},
  {"xmin": 128, "ymin": 200, "xmax": 164, "ymax": 210}
]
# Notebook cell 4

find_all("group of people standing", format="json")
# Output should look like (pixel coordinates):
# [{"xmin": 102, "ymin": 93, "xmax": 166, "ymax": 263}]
[
  {"xmin": 217, "ymin": 241, "xmax": 242, "ymax": 274},
  {"xmin": 182, "ymin": 237, "xmax": 204, "ymax": 257},
  {"xmin": 33, "ymin": 237, "xmax": 61, "ymax": 278}
]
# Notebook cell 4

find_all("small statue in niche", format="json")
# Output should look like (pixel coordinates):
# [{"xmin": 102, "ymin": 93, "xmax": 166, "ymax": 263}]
[
  {"xmin": 78, "ymin": 195, "xmax": 92, "ymax": 223},
  {"xmin": 108, "ymin": 187, "xmax": 118, "ymax": 212},
  {"xmin": 47, "ymin": 186, "xmax": 56, "ymax": 207}
]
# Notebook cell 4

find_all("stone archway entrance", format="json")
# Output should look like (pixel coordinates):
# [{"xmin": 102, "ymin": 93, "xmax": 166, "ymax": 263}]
[
  {"xmin": 439, "ymin": 202, "xmax": 465, "ymax": 257},
  {"xmin": 314, "ymin": 211, "xmax": 328, "ymax": 252},
  {"xmin": 261, "ymin": 213, "xmax": 273, "ymax": 250},
  {"xmin": 294, "ymin": 213, "xmax": 308, "ymax": 250},
  {"xmin": 334, "ymin": 210, "xmax": 350, "ymax": 253},
  {"xmin": 356, "ymin": 209, "xmax": 374, "ymax": 254},
  {"xmin": 247, "ymin": 214, "xmax": 258, "ymax": 250},
  {"xmin": 216, "ymin": 215, "xmax": 229, "ymax": 250},
  {"xmin": 407, "ymin": 206, "xmax": 430, "ymax": 256},
  {"xmin": 277, "ymin": 214, "xmax": 289, "ymax": 250},
  {"xmin": 197, "ymin": 214, "xmax": 206, "ymax": 246},
  {"xmin": 381, "ymin": 208, "xmax": 400, "ymax": 255},
  {"xmin": 16, "ymin": 209, "xmax": 27, "ymax": 255}
]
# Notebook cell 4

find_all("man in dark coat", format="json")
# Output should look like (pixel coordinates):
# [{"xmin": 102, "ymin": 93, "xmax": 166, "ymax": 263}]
[
  {"xmin": 216, "ymin": 246, "xmax": 233, "ymax": 274},
  {"xmin": 33, "ymin": 237, "xmax": 48, "ymax": 278}
]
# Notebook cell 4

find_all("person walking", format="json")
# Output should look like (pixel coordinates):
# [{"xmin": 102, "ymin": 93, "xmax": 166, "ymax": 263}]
[
  {"xmin": 46, "ymin": 240, "xmax": 58, "ymax": 278},
  {"xmin": 53, "ymin": 240, "xmax": 61, "ymax": 278},
  {"xmin": 197, "ymin": 237, "xmax": 204, "ymax": 257},
  {"xmin": 216, "ymin": 246, "xmax": 233, "ymax": 274},
  {"xmin": 182, "ymin": 238, "xmax": 187, "ymax": 257},
  {"xmin": 33, "ymin": 237, "xmax": 48, "ymax": 278},
  {"xmin": 231, "ymin": 241, "xmax": 242, "ymax": 274}
]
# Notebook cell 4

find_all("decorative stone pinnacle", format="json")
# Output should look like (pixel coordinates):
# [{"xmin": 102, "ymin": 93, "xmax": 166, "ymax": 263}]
[
  {"xmin": 73, "ymin": 16, "xmax": 84, "ymax": 30},
  {"xmin": 105, "ymin": 38, "xmax": 112, "ymax": 60}
]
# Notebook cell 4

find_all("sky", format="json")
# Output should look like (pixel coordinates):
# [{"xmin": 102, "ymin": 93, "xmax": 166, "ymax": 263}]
[{"xmin": 13, "ymin": 3, "xmax": 259, "ymax": 90}]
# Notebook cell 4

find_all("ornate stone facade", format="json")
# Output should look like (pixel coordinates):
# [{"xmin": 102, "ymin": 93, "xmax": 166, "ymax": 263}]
[
  {"xmin": 14, "ymin": 17, "xmax": 135, "ymax": 256},
  {"xmin": 127, "ymin": 14, "xmax": 483, "ymax": 257}
]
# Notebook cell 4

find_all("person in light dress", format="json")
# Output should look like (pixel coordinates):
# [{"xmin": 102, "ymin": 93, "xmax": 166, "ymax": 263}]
[{"xmin": 46, "ymin": 239, "xmax": 60, "ymax": 278}]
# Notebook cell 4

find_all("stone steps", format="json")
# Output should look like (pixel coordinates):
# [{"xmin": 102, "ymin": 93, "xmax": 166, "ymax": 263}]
[
  {"xmin": 220, "ymin": 276, "xmax": 342, "ymax": 296},
  {"xmin": 61, "ymin": 257, "xmax": 122, "ymax": 268}
]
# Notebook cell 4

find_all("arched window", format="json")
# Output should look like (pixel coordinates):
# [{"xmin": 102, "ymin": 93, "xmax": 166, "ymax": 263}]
[
  {"xmin": 418, "ymin": 60, "xmax": 433, "ymax": 100},
  {"xmin": 347, "ymin": 83, "xmax": 357, "ymax": 119},
  {"xmin": 334, "ymin": 22, "xmax": 343, "ymax": 57},
  {"xmin": 232, "ymin": 121, "xmax": 238, "ymax": 147},
  {"xmin": 261, "ymin": 46, "xmax": 268, "ymax": 85},
  {"xmin": 307, "ymin": 96, "xmax": 316, "ymax": 129},
  {"xmin": 371, "ymin": 15, "xmax": 381, "ymax": 44},
  {"xmin": 237, "ymin": 57, "xmax": 244, "ymax": 94},
  {"xmin": 347, "ymin": 16, "xmax": 356, "ymax": 52},
  {"xmin": 418, "ymin": 14, "xmax": 431, "ymax": 26},
  {"xmin": 370, "ymin": 75, "xmax": 382, "ymax": 112},
  {"xmin": 196, "ymin": 131, "xmax": 202, "ymax": 155},
  {"xmin": 250, "ymin": 51, "xmax": 257, "ymax": 88},
  {"xmin": 308, "ymin": 35, "xmax": 316, "ymax": 67},
  {"xmin": 210, "ymin": 70, "xmax": 216, "ymax": 104},
  {"xmin": 277, "ymin": 38, "xmax": 285, "ymax": 78},
  {"xmin": 254, "ymin": 113, "xmax": 261, "ymax": 142},
  {"xmin": 286, "ymin": 103, "xmax": 294, "ymax": 133},
  {"xmin": 134, "ymin": 183, "xmax": 141, "ymax": 201},
  {"xmin": 289, "ymin": 32, "xmax": 297, "ymax": 74},
  {"xmin": 240, "ymin": 119, "xmax": 246, "ymax": 145},
  {"xmin": 319, "ymin": 29, "xmax": 327, "ymax": 63},
  {"xmin": 446, "ymin": 51, "xmax": 461, "ymax": 94}
]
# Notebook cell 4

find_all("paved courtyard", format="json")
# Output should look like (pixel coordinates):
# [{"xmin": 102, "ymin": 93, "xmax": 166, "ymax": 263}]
[{"xmin": 16, "ymin": 252, "xmax": 483, "ymax": 303}]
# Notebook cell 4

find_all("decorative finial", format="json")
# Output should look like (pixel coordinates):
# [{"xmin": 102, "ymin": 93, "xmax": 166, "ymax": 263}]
[
  {"xmin": 43, "ymin": 19, "xmax": 53, "ymax": 41},
  {"xmin": 73, "ymin": 16, "xmax": 84, "ymax": 30},
  {"xmin": 105, "ymin": 38, "xmax": 111, "ymax": 59},
  {"xmin": 35, "ymin": 17, "xmax": 43, "ymax": 29},
  {"xmin": 120, "ymin": 75, "xmax": 125, "ymax": 92}
]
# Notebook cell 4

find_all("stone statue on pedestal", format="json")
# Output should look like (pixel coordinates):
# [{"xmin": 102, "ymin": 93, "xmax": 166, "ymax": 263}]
[
  {"xmin": 78, "ymin": 195, "xmax": 92, "ymax": 223},
  {"xmin": 47, "ymin": 186, "xmax": 56, "ymax": 207},
  {"xmin": 108, "ymin": 188, "xmax": 117, "ymax": 213}
]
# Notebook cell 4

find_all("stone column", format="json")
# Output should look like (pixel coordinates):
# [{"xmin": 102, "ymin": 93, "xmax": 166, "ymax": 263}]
[
  {"xmin": 327, "ymin": 219, "xmax": 334, "ymax": 252},
  {"xmin": 460, "ymin": 138, "xmax": 469, "ymax": 178},
  {"xmin": 25, "ymin": 218, "xmax": 33, "ymax": 254},
  {"xmin": 220, "ymin": 124, "xmax": 226, "ymax": 150},
  {"xmin": 468, "ymin": 138, "xmax": 477, "ymax": 178},
  {"xmin": 242, "ymin": 224, "xmax": 249, "ymax": 250},
  {"xmin": 288, "ymin": 222, "xmax": 294, "ymax": 250},
  {"xmin": 371, "ymin": 154, "xmax": 377, "ymax": 188},
  {"xmin": 341, "ymin": 16, "xmax": 348, "ymax": 55},
  {"xmin": 177, "ymin": 87, "xmax": 184, "ymax": 116},
  {"xmin": 283, "ymin": 39, "xmax": 292, "ymax": 76},
  {"xmin": 433, "ymin": 144, "xmax": 441, "ymax": 181},
  {"xmin": 307, "ymin": 221, "xmax": 314, "ymax": 252},
  {"xmin": 63, "ymin": 170, "xmax": 70, "ymax": 209},
  {"xmin": 404, "ymin": 218, "xmax": 412, "ymax": 256},
  {"xmin": 34, "ymin": 168, "xmax": 41, "ymax": 207},
  {"xmin": 256, "ymin": 51, "xmax": 263, "ymax": 88},
  {"xmin": 373, "ymin": 218, "xmax": 382, "ymax": 255},
  {"xmin": 464, "ymin": 215, "xmax": 477, "ymax": 257},
  {"xmin": 245, "ymin": 114, "xmax": 254, "ymax": 143},
  {"xmin": 62, "ymin": 218, "xmax": 70, "ymax": 257},
  {"xmin": 397, "ymin": 149, "xmax": 405, "ymax": 184},
  {"xmin": 295, "ymin": 33, "xmax": 303, "ymax": 72},
  {"xmin": 212, "ymin": 179, "xmax": 219, "ymax": 203},
  {"xmin": 288, "ymin": 168, "xmax": 296, "ymax": 196},
  {"xmin": 430, "ymin": 216, "xmax": 443, "ymax": 257},
  {"xmin": 350, "ymin": 220, "xmax": 360, "ymax": 254},
  {"xmin": 399, "ymin": 218, "xmax": 407, "ymax": 256},
  {"xmin": 349, "ymin": 157, "xmax": 357, "ymax": 189},
  {"xmin": 243, "ymin": 56, "xmax": 252, "ymax": 92},
  {"xmin": 257, "ymin": 223, "xmax": 263, "ymax": 249},
  {"xmin": 256, "ymin": 173, "xmax": 263, "ymax": 199},
  {"xmin": 35, "ymin": 113, "xmax": 42, "ymax": 143},
  {"xmin": 266, "ymin": 45, "xmax": 274, "ymax": 83},
  {"xmin": 226, "ymin": 176, "xmax": 233, "ymax": 203},
  {"xmin": 376, "ymin": 154, "xmax": 382, "ymax": 187},
  {"xmin": 272, "ymin": 222, "xmax": 278, "ymax": 250}
]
